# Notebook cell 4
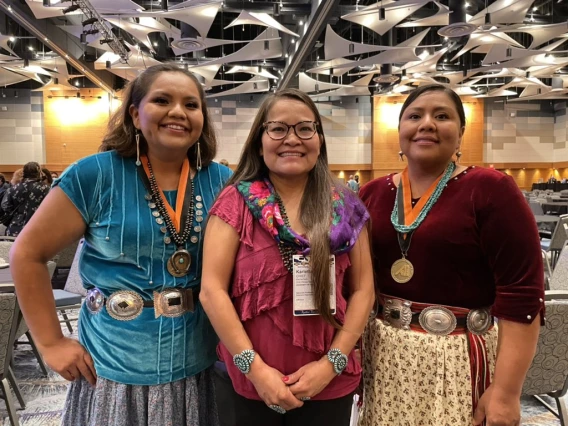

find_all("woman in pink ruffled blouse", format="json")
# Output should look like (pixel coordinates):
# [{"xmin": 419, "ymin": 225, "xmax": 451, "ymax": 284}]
[{"xmin": 200, "ymin": 89, "xmax": 374, "ymax": 426}]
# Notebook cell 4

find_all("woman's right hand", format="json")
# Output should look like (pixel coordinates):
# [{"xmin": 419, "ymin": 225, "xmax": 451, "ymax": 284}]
[
  {"xmin": 247, "ymin": 360, "xmax": 304, "ymax": 412},
  {"xmin": 39, "ymin": 337, "xmax": 97, "ymax": 386}
]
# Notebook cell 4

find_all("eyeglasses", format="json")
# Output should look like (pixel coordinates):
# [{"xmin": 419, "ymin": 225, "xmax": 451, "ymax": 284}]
[{"xmin": 263, "ymin": 121, "xmax": 318, "ymax": 140}]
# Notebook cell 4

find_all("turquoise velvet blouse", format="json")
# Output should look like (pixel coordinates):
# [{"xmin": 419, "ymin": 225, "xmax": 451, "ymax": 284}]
[{"xmin": 56, "ymin": 150, "xmax": 232, "ymax": 385}]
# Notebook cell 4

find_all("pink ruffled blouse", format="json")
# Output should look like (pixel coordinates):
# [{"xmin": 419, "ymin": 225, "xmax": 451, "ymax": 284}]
[{"xmin": 209, "ymin": 185, "xmax": 361, "ymax": 401}]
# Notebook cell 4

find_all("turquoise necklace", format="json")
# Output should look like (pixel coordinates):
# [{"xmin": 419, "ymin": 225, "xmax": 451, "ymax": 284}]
[
  {"xmin": 391, "ymin": 161, "xmax": 456, "ymax": 234},
  {"xmin": 389, "ymin": 161, "xmax": 456, "ymax": 284}
]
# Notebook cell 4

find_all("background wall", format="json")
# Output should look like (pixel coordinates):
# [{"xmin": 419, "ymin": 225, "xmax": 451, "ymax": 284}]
[
  {"xmin": 484, "ymin": 99, "xmax": 556, "ymax": 163},
  {"xmin": 43, "ymin": 89, "xmax": 116, "ymax": 174},
  {"xmin": 371, "ymin": 95, "xmax": 485, "ymax": 179},
  {"xmin": 0, "ymin": 89, "xmax": 44, "ymax": 166}
]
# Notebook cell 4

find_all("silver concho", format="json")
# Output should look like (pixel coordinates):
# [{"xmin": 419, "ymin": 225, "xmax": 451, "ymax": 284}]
[
  {"xmin": 467, "ymin": 308, "xmax": 492, "ymax": 335},
  {"xmin": 154, "ymin": 288, "xmax": 191, "ymax": 318},
  {"xmin": 152, "ymin": 211, "xmax": 161, "ymax": 218},
  {"xmin": 86, "ymin": 288, "xmax": 105, "ymax": 314},
  {"xmin": 144, "ymin": 194, "xmax": 153, "ymax": 201},
  {"xmin": 196, "ymin": 202, "xmax": 203, "ymax": 209},
  {"xmin": 383, "ymin": 298, "xmax": 412, "ymax": 330},
  {"xmin": 195, "ymin": 195, "xmax": 202, "ymax": 202},
  {"xmin": 418, "ymin": 306, "xmax": 457, "ymax": 336},
  {"xmin": 106, "ymin": 291, "xmax": 144, "ymax": 321}
]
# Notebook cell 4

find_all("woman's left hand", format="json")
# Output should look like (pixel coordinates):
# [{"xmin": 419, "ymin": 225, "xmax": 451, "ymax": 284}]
[
  {"xmin": 473, "ymin": 384, "xmax": 521, "ymax": 426},
  {"xmin": 283, "ymin": 358, "xmax": 338, "ymax": 400}
]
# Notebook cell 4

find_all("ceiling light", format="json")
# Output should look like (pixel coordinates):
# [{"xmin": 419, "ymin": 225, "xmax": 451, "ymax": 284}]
[
  {"xmin": 23, "ymin": 57, "xmax": 29, "ymax": 68},
  {"xmin": 8, "ymin": 36, "xmax": 14, "ymax": 42},
  {"xmin": 75, "ymin": 80, "xmax": 80, "ymax": 87},
  {"xmin": 161, "ymin": 0, "xmax": 167, "ymax": 11},
  {"xmin": 76, "ymin": 92, "xmax": 80, "ymax": 98},
  {"xmin": 465, "ymin": 2, "xmax": 470, "ymax": 6},
  {"xmin": 291, "ymin": 38, "xmax": 295, "ymax": 44},
  {"xmin": 14, "ymin": 91, "xmax": 18, "ymax": 98},
  {"xmin": 62, "ymin": 3, "xmax": 81, "ymax": 14},
  {"xmin": 80, "ymin": 33, "xmax": 87, "ymax": 44},
  {"xmin": 299, "ymin": 20, "xmax": 303, "ymax": 26},
  {"xmin": 379, "ymin": 7, "xmax": 386, "ymax": 20},
  {"xmin": 43, "ymin": 0, "xmax": 49, "ymax": 6},
  {"xmin": 82, "ymin": 17, "xmax": 97, "ymax": 26},
  {"xmin": 54, "ymin": 66, "xmax": 58, "ymax": 72},
  {"xmin": 533, "ymin": 6, "xmax": 538, "ymax": 11},
  {"xmin": 106, "ymin": 60, "xmax": 111, "ymax": 69},
  {"xmin": 28, "ymin": 46, "xmax": 34, "ymax": 51},
  {"xmin": 153, "ymin": 42, "xmax": 158, "ymax": 47}
]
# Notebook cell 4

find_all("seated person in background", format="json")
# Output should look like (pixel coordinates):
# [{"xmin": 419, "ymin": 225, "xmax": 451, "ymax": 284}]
[
  {"xmin": 1, "ymin": 162, "xmax": 50, "ymax": 237},
  {"xmin": 42, "ymin": 168, "xmax": 54, "ymax": 186},
  {"xmin": 219, "ymin": 159, "xmax": 230, "ymax": 167},
  {"xmin": 10, "ymin": 168, "xmax": 23, "ymax": 186}
]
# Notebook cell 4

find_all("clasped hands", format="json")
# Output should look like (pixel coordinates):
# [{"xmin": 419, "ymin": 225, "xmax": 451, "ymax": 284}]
[{"xmin": 247, "ymin": 357, "xmax": 337, "ymax": 412}]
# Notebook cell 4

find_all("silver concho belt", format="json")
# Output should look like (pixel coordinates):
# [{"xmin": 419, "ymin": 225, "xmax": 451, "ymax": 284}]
[
  {"xmin": 380, "ymin": 298, "xmax": 492, "ymax": 336},
  {"xmin": 85, "ymin": 287, "xmax": 199, "ymax": 321}
]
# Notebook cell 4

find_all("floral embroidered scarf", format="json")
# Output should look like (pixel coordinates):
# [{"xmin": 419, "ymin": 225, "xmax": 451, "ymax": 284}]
[{"xmin": 236, "ymin": 178, "xmax": 369, "ymax": 255}]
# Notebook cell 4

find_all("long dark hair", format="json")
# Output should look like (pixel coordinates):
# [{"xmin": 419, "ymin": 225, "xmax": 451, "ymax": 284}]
[
  {"xmin": 227, "ymin": 88, "xmax": 341, "ymax": 328},
  {"xmin": 100, "ymin": 63, "xmax": 217, "ymax": 168},
  {"xmin": 399, "ymin": 84, "xmax": 466, "ymax": 127}
]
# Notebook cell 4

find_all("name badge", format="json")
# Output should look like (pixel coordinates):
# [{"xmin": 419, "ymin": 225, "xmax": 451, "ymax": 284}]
[{"xmin": 292, "ymin": 254, "xmax": 336, "ymax": 316}]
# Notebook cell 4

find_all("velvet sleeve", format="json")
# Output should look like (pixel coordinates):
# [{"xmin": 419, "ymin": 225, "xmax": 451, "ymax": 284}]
[{"xmin": 478, "ymin": 173, "xmax": 545, "ymax": 324}]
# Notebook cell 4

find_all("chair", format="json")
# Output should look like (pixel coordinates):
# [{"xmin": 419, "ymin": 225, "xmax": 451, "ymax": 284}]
[
  {"xmin": 522, "ymin": 291, "xmax": 568, "ymax": 426},
  {"xmin": 53, "ymin": 240, "xmax": 85, "ymax": 333},
  {"xmin": 13, "ymin": 261, "xmax": 57, "ymax": 378},
  {"xmin": 52, "ymin": 239, "xmax": 80, "ymax": 278},
  {"xmin": 549, "ymin": 242, "xmax": 568, "ymax": 292},
  {"xmin": 530, "ymin": 201, "xmax": 545, "ymax": 216},
  {"xmin": 0, "ymin": 237, "xmax": 15, "ymax": 262},
  {"xmin": 542, "ymin": 214, "xmax": 568, "ymax": 269},
  {"xmin": 0, "ymin": 293, "xmax": 23, "ymax": 426}
]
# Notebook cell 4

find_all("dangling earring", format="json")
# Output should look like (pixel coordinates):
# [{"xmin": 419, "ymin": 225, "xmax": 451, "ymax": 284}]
[
  {"xmin": 135, "ymin": 129, "xmax": 141, "ymax": 166},
  {"xmin": 456, "ymin": 151, "xmax": 462, "ymax": 164},
  {"xmin": 196, "ymin": 140, "xmax": 202, "ymax": 171},
  {"xmin": 398, "ymin": 151, "xmax": 404, "ymax": 162}
]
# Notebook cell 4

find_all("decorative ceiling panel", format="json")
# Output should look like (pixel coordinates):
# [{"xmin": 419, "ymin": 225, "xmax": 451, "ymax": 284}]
[
  {"xmin": 452, "ymin": 31, "xmax": 523, "ymax": 61},
  {"xmin": 341, "ymin": 1, "xmax": 424, "ymax": 36},
  {"xmin": 197, "ymin": 29, "xmax": 282, "ymax": 66},
  {"xmin": 299, "ymin": 72, "xmax": 347, "ymax": 93},
  {"xmin": 225, "ymin": 11, "xmax": 299, "ymax": 38},
  {"xmin": 108, "ymin": 4, "xmax": 220, "ymax": 38},
  {"xmin": 206, "ymin": 76, "xmax": 270, "ymax": 98},
  {"xmin": 226, "ymin": 65, "xmax": 278, "ymax": 80},
  {"xmin": 468, "ymin": 0, "xmax": 536, "ymax": 25},
  {"xmin": 397, "ymin": 1, "xmax": 450, "ymax": 28}
]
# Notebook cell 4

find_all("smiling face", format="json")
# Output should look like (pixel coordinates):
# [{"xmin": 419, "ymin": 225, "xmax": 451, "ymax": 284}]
[
  {"xmin": 399, "ymin": 91, "xmax": 464, "ymax": 167},
  {"xmin": 261, "ymin": 98, "xmax": 321, "ymax": 182},
  {"xmin": 129, "ymin": 71, "xmax": 204, "ymax": 159}
]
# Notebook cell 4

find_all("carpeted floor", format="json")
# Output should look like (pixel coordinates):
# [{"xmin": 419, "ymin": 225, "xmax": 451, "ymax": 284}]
[{"xmin": 0, "ymin": 317, "xmax": 565, "ymax": 426}]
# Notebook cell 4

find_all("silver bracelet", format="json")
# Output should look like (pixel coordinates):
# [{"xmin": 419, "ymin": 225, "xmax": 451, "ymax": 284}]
[
  {"xmin": 233, "ymin": 349, "xmax": 255, "ymax": 374},
  {"xmin": 327, "ymin": 348, "xmax": 348, "ymax": 375}
]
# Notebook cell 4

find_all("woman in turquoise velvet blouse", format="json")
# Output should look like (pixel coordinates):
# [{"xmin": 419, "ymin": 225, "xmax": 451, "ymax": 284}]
[{"xmin": 9, "ymin": 63, "xmax": 231, "ymax": 425}]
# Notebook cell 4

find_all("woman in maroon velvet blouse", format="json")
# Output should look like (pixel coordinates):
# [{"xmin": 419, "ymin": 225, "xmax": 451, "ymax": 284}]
[{"xmin": 358, "ymin": 84, "xmax": 544, "ymax": 426}]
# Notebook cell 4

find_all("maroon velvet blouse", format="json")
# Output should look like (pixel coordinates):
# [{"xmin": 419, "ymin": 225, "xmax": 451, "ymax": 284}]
[{"xmin": 359, "ymin": 166, "xmax": 544, "ymax": 324}]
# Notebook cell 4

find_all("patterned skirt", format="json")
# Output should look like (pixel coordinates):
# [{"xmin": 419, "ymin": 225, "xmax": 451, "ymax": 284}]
[
  {"xmin": 61, "ymin": 366, "xmax": 219, "ymax": 426},
  {"xmin": 358, "ymin": 319, "xmax": 498, "ymax": 426}
]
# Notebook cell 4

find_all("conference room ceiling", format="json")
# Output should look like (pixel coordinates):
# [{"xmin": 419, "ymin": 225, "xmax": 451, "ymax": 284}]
[{"xmin": 1, "ymin": 0, "xmax": 568, "ymax": 101}]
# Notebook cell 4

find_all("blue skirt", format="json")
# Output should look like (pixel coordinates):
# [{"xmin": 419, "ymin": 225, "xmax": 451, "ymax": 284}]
[{"xmin": 61, "ymin": 366, "xmax": 219, "ymax": 426}]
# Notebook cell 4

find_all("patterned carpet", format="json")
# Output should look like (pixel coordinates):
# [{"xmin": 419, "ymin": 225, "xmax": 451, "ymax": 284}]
[{"xmin": 0, "ymin": 321, "xmax": 565, "ymax": 425}]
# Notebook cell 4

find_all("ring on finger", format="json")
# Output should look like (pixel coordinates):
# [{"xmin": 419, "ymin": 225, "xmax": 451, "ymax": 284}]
[
  {"xmin": 300, "ymin": 397, "xmax": 311, "ymax": 401},
  {"xmin": 268, "ymin": 404, "xmax": 286, "ymax": 414}
]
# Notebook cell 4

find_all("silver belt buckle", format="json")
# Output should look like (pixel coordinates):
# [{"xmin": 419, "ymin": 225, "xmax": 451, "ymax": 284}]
[
  {"xmin": 86, "ymin": 288, "xmax": 104, "ymax": 314},
  {"xmin": 154, "ymin": 288, "xmax": 192, "ymax": 318},
  {"xmin": 106, "ymin": 290, "xmax": 144, "ymax": 321},
  {"xmin": 383, "ymin": 299, "xmax": 412, "ymax": 330},
  {"xmin": 467, "ymin": 308, "xmax": 491, "ymax": 335},
  {"xmin": 418, "ymin": 306, "xmax": 457, "ymax": 336}
]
